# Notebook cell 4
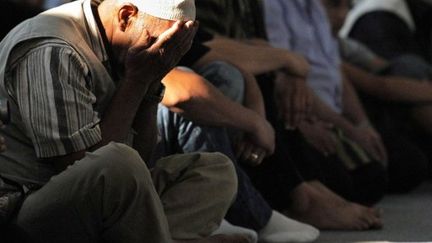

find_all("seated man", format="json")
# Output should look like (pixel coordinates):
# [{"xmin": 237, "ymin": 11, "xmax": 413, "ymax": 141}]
[
  {"xmin": 195, "ymin": 0, "xmax": 384, "ymax": 230},
  {"xmin": 322, "ymin": 0, "xmax": 430, "ymax": 185},
  {"xmin": 157, "ymin": 63, "xmax": 320, "ymax": 243},
  {"xmin": 0, "ymin": 0, "xmax": 246, "ymax": 242},
  {"xmin": 341, "ymin": 0, "xmax": 432, "ymax": 63}
]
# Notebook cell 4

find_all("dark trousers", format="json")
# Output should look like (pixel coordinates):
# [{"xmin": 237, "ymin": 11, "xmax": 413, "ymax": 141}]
[
  {"xmin": 252, "ymin": 75, "xmax": 388, "ymax": 208},
  {"xmin": 247, "ymin": 128, "xmax": 388, "ymax": 208}
]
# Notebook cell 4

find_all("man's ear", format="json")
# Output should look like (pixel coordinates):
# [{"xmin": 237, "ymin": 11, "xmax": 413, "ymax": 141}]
[{"xmin": 117, "ymin": 4, "xmax": 139, "ymax": 31}]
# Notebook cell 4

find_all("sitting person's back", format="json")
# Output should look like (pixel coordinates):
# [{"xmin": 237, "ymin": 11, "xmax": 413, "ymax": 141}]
[{"xmin": 341, "ymin": 0, "xmax": 432, "ymax": 63}]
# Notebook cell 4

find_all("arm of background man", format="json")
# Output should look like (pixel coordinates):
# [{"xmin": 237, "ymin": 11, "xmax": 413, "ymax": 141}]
[
  {"xmin": 311, "ymin": 90, "xmax": 387, "ymax": 163},
  {"xmin": 193, "ymin": 37, "xmax": 313, "ymax": 127},
  {"xmin": 340, "ymin": 74, "xmax": 369, "ymax": 125},
  {"xmin": 161, "ymin": 68, "xmax": 274, "ymax": 154},
  {"xmin": 341, "ymin": 75, "xmax": 388, "ymax": 163},
  {"xmin": 311, "ymin": 92, "xmax": 356, "ymax": 136},
  {"xmin": 233, "ymin": 65, "xmax": 275, "ymax": 163},
  {"xmin": 239, "ymin": 65, "xmax": 266, "ymax": 116},
  {"xmin": 343, "ymin": 62, "xmax": 432, "ymax": 104},
  {"xmin": 161, "ymin": 68, "xmax": 263, "ymax": 129},
  {"xmin": 193, "ymin": 36, "xmax": 309, "ymax": 78}
]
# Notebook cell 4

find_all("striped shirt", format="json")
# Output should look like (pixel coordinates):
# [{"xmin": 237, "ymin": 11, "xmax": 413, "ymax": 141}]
[{"xmin": 4, "ymin": 0, "xmax": 110, "ymax": 159}]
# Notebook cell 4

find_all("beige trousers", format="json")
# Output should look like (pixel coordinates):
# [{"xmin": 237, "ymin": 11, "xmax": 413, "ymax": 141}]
[{"xmin": 14, "ymin": 142, "xmax": 237, "ymax": 243}]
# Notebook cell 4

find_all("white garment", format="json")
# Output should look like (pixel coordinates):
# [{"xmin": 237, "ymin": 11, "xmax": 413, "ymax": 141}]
[
  {"xmin": 212, "ymin": 220, "xmax": 258, "ymax": 243},
  {"xmin": 259, "ymin": 211, "xmax": 320, "ymax": 243},
  {"xmin": 340, "ymin": 0, "xmax": 415, "ymax": 37}
]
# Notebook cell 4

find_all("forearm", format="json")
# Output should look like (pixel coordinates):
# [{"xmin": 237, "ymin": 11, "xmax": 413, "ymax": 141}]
[
  {"xmin": 343, "ymin": 62, "xmax": 432, "ymax": 103},
  {"xmin": 238, "ymin": 66, "xmax": 266, "ymax": 116},
  {"xmin": 194, "ymin": 37, "xmax": 308, "ymax": 77},
  {"xmin": 341, "ymin": 76, "xmax": 369, "ymax": 125},
  {"xmin": 99, "ymin": 79, "xmax": 149, "ymax": 144},
  {"xmin": 132, "ymin": 99, "xmax": 159, "ymax": 162},
  {"xmin": 161, "ymin": 69, "xmax": 262, "ymax": 133}
]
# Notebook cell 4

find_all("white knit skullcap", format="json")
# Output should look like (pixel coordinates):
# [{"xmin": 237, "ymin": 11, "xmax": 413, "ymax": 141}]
[{"xmin": 118, "ymin": 0, "xmax": 196, "ymax": 21}]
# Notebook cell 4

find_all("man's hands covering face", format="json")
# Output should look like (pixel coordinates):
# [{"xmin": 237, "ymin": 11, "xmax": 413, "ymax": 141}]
[{"xmin": 125, "ymin": 20, "xmax": 199, "ymax": 85}]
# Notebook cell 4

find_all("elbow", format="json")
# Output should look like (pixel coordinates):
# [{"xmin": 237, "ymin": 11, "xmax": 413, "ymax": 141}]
[
  {"xmin": 161, "ymin": 89, "xmax": 194, "ymax": 109},
  {"xmin": 161, "ymin": 70, "xmax": 213, "ymax": 111}
]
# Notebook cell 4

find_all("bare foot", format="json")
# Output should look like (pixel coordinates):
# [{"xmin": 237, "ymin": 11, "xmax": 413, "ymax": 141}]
[
  {"xmin": 174, "ymin": 234, "xmax": 253, "ymax": 243},
  {"xmin": 308, "ymin": 180, "xmax": 382, "ymax": 219},
  {"xmin": 285, "ymin": 182, "xmax": 383, "ymax": 230}
]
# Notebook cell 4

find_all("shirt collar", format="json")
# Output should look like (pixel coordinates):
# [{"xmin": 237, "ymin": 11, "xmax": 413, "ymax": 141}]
[{"xmin": 83, "ymin": 0, "xmax": 110, "ymax": 69}]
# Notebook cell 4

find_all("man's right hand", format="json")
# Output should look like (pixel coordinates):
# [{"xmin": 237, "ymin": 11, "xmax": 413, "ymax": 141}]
[
  {"xmin": 235, "ymin": 116, "xmax": 275, "ymax": 166},
  {"xmin": 298, "ymin": 118, "xmax": 337, "ymax": 156},
  {"xmin": 284, "ymin": 52, "xmax": 310, "ymax": 78},
  {"xmin": 125, "ymin": 20, "xmax": 198, "ymax": 85},
  {"xmin": 346, "ymin": 124, "xmax": 388, "ymax": 164}
]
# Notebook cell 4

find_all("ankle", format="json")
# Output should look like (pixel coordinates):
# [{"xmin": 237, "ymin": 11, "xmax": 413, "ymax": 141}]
[{"xmin": 289, "ymin": 183, "xmax": 313, "ymax": 213}]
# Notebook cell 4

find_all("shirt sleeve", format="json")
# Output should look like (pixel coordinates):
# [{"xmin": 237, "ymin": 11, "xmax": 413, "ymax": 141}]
[
  {"xmin": 263, "ymin": 0, "xmax": 293, "ymax": 50},
  {"xmin": 339, "ymin": 38, "xmax": 384, "ymax": 73},
  {"xmin": 7, "ymin": 41, "xmax": 102, "ymax": 158}
]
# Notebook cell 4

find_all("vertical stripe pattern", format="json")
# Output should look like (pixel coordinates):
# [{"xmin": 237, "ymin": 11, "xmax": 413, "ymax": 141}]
[{"xmin": 9, "ymin": 42, "xmax": 102, "ymax": 158}]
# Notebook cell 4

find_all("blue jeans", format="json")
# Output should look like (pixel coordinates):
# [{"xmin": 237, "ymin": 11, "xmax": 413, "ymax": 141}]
[{"xmin": 155, "ymin": 62, "xmax": 272, "ymax": 231}]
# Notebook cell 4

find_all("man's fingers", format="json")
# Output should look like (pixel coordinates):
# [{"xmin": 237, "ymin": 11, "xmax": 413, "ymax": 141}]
[
  {"xmin": 254, "ymin": 148, "xmax": 266, "ymax": 166},
  {"xmin": 366, "ymin": 143, "xmax": 382, "ymax": 163},
  {"xmin": 128, "ymin": 29, "xmax": 153, "ymax": 54},
  {"xmin": 240, "ymin": 143, "xmax": 254, "ymax": 162},
  {"xmin": 171, "ymin": 21, "xmax": 197, "ymax": 50},
  {"xmin": 235, "ymin": 142, "xmax": 246, "ymax": 159},
  {"xmin": 151, "ymin": 20, "xmax": 197, "ymax": 53},
  {"xmin": 374, "ymin": 139, "xmax": 388, "ymax": 163},
  {"xmin": 246, "ymin": 147, "xmax": 266, "ymax": 166},
  {"xmin": 150, "ymin": 21, "xmax": 184, "ymax": 50}
]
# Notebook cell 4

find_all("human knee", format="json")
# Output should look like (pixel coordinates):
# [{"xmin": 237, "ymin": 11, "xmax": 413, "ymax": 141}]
[
  {"xmin": 83, "ymin": 142, "xmax": 151, "ymax": 187},
  {"xmin": 197, "ymin": 152, "xmax": 238, "ymax": 201}
]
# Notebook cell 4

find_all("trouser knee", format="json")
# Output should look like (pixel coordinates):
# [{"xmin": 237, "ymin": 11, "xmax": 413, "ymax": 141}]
[
  {"xmin": 15, "ymin": 143, "xmax": 157, "ymax": 243},
  {"xmin": 85, "ymin": 142, "xmax": 150, "ymax": 183},
  {"xmin": 210, "ymin": 152, "xmax": 238, "ymax": 201},
  {"xmin": 197, "ymin": 61, "xmax": 245, "ymax": 103}
]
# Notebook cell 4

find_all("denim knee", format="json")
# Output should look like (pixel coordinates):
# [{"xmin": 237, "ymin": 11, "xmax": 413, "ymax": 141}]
[{"xmin": 196, "ymin": 61, "xmax": 245, "ymax": 103}]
